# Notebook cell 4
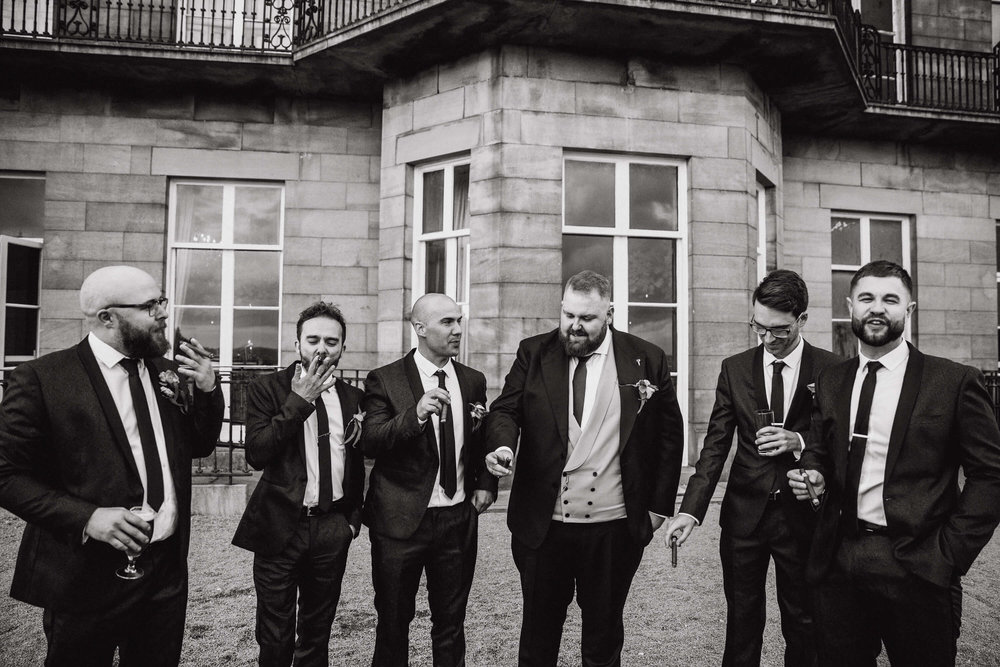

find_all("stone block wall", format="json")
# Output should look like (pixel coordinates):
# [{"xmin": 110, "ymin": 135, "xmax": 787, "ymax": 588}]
[
  {"xmin": 909, "ymin": 0, "xmax": 993, "ymax": 51},
  {"xmin": 783, "ymin": 134, "xmax": 999, "ymax": 369},
  {"xmin": 0, "ymin": 85, "xmax": 381, "ymax": 370}
]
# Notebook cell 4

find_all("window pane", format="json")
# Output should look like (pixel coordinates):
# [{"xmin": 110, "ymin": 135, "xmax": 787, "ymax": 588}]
[
  {"xmin": 175, "ymin": 184, "xmax": 223, "ymax": 243},
  {"xmin": 0, "ymin": 178, "xmax": 44, "ymax": 238},
  {"xmin": 422, "ymin": 170, "xmax": 444, "ymax": 234},
  {"xmin": 628, "ymin": 306, "xmax": 675, "ymax": 370},
  {"xmin": 831, "ymin": 217, "xmax": 861, "ymax": 265},
  {"xmin": 628, "ymin": 238, "xmax": 675, "ymax": 303},
  {"xmin": 456, "ymin": 237, "xmax": 468, "ymax": 304},
  {"xmin": 833, "ymin": 321, "xmax": 858, "ymax": 358},
  {"xmin": 234, "ymin": 187, "xmax": 281, "ymax": 245},
  {"xmin": 453, "ymin": 165, "xmax": 470, "ymax": 232},
  {"xmin": 870, "ymin": 219, "xmax": 903, "ymax": 264},
  {"xmin": 562, "ymin": 235, "xmax": 613, "ymax": 287},
  {"xmin": 174, "ymin": 249, "xmax": 223, "ymax": 306},
  {"xmin": 5, "ymin": 244, "xmax": 40, "ymax": 305},
  {"xmin": 232, "ymin": 310, "xmax": 279, "ymax": 366},
  {"xmin": 629, "ymin": 164, "xmax": 677, "ymax": 232},
  {"xmin": 425, "ymin": 239, "xmax": 446, "ymax": 293},
  {"xmin": 172, "ymin": 307, "xmax": 221, "ymax": 359},
  {"xmin": 832, "ymin": 271, "xmax": 853, "ymax": 319},
  {"xmin": 234, "ymin": 251, "xmax": 280, "ymax": 307},
  {"xmin": 4, "ymin": 306, "xmax": 37, "ymax": 356},
  {"xmin": 565, "ymin": 161, "xmax": 615, "ymax": 228}
]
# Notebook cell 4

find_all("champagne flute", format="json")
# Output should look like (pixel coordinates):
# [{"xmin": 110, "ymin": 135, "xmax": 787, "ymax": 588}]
[{"xmin": 116, "ymin": 506, "xmax": 156, "ymax": 580}]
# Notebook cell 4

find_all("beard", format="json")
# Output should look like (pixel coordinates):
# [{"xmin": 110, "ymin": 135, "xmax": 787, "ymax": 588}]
[
  {"xmin": 559, "ymin": 323, "xmax": 608, "ymax": 357},
  {"xmin": 119, "ymin": 317, "xmax": 170, "ymax": 358},
  {"xmin": 851, "ymin": 313, "xmax": 905, "ymax": 348}
]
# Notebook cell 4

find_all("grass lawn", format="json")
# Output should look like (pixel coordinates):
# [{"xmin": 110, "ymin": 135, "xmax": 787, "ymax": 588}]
[{"xmin": 2, "ymin": 502, "xmax": 999, "ymax": 666}]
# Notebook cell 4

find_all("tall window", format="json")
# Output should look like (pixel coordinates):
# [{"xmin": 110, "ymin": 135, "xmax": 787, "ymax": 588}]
[
  {"xmin": 0, "ymin": 174, "xmax": 45, "ymax": 368},
  {"xmin": 168, "ymin": 180, "xmax": 284, "ymax": 368},
  {"xmin": 995, "ymin": 221, "xmax": 999, "ymax": 368},
  {"xmin": 412, "ymin": 158, "xmax": 471, "ymax": 361},
  {"xmin": 561, "ymin": 153, "xmax": 689, "ymax": 446},
  {"xmin": 831, "ymin": 212, "xmax": 911, "ymax": 358},
  {"xmin": 756, "ymin": 180, "xmax": 777, "ymax": 283}
]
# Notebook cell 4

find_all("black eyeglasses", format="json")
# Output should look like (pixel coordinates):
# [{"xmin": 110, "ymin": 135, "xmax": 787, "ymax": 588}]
[
  {"xmin": 104, "ymin": 297, "xmax": 169, "ymax": 317},
  {"xmin": 749, "ymin": 320, "xmax": 794, "ymax": 339}
]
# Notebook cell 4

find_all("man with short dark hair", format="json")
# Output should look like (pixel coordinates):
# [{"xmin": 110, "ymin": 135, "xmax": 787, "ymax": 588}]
[
  {"xmin": 667, "ymin": 268, "xmax": 840, "ymax": 666},
  {"xmin": 361, "ymin": 293, "xmax": 496, "ymax": 667},
  {"xmin": 485, "ymin": 269, "xmax": 684, "ymax": 666},
  {"xmin": 233, "ymin": 301, "xmax": 365, "ymax": 667},
  {"xmin": 0, "ymin": 265, "xmax": 224, "ymax": 667},
  {"xmin": 789, "ymin": 260, "xmax": 1000, "ymax": 666}
]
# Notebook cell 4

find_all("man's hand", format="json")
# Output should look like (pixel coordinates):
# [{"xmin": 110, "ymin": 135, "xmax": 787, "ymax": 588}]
[
  {"xmin": 415, "ymin": 387, "xmax": 451, "ymax": 422},
  {"xmin": 84, "ymin": 508, "xmax": 151, "ymax": 553},
  {"xmin": 787, "ymin": 469, "xmax": 825, "ymax": 501},
  {"xmin": 175, "ymin": 337, "xmax": 218, "ymax": 393},
  {"xmin": 648, "ymin": 512, "xmax": 666, "ymax": 532},
  {"xmin": 471, "ymin": 489, "xmax": 496, "ymax": 514},
  {"xmin": 665, "ymin": 514, "xmax": 697, "ymax": 547},
  {"xmin": 485, "ymin": 448, "xmax": 514, "ymax": 478},
  {"xmin": 290, "ymin": 354, "xmax": 337, "ymax": 404},
  {"xmin": 755, "ymin": 426, "xmax": 801, "ymax": 457}
]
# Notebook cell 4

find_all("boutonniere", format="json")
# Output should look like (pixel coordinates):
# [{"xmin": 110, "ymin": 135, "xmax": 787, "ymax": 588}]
[
  {"xmin": 158, "ymin": 370, "xmax": 191, "ymax": 414},
  {"xmin": 344, "ymin": 410, "xmax": 365, "ymax": 448},
  {"xmin": 807, "ymin": 382, "xmax": 816, "ymax": 397},
  {"xmin": 469, "ymin": 402, "xmax": 488, "ymax": 433},
  {"xmin": 620, "ymin": 379, "xmax": 658, "ymax": 413}
]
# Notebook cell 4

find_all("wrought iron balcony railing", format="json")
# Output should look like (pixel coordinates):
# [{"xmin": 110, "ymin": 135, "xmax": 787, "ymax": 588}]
[{"xmin": 1, "ymin": 0, "xmax": 998, "ymax": 113}]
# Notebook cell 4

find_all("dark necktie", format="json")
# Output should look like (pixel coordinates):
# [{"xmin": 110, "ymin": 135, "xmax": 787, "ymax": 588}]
[
  {"xmin": 434, "ymin": 370, "xmax": 457, "ymax": 498},
  {"xmin": 314, "ymin": 394, "xmax": 333, "ymax": 511},
  {"xmin": 770, "ymin": 360, "xmax": 786, "ymax": 425},
  {"xmin": 572, "ymin": 354, "xmax": 593, "ymax": 426},
  {"xmin": 119, "ymin": 358, "xmax": 164, "ymax": 511},
  {"xmin": 845, "ymin": 360, "xmax": 883, "ymax": 534}
]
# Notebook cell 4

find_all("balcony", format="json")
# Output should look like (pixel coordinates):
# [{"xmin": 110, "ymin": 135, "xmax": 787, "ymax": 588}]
[{"xmin": 1, "ymin": 0, "xmax": 998, "ymax": 141}]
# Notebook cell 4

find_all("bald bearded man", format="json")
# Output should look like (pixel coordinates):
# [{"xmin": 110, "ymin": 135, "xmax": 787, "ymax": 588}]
[
  {"xmin": 360, "ymin": 293, "xmax": 497, "ymax": 667},
  {"xmin": 0, "ymin": 265, "xmax": 225, "ymax": 667}
]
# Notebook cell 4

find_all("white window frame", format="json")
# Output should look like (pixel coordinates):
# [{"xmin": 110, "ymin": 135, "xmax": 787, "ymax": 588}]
[
  {"xmin": 756, "ymin": 183, "xmax": 768, "ymax": 284},
  {"xmin": 0, "ymin": 235, "xmax": 43, "ymax": 367},
  {"xmin": 166, "ymin": 179, "xmax": 285, "ymax": 369},
  {"xmin": 561, "ymin": 152, "xmax": 689, "ymax": 462},
  {"xmin": 411, "ymin": 157, "xmax": 472, "ymax": 362},
  {"xmin": 831, "ymin": 211, "xmax": 912, "ymax": 354}
]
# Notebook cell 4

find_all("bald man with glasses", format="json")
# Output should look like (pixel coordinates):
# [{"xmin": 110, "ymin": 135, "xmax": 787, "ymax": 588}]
[{"xmin": 667, "ymin": 269, "xmax": 840, "ymax": 667}]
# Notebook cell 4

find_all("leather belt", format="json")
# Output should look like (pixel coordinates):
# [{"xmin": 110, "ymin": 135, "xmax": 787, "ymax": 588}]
[
  {"xmin": 858, "ymin": 519, "xmax": 888, "ymax": 534},
  {"xmin": 301, "ymin": 499, "xmax": 349, "ymax": 517}
]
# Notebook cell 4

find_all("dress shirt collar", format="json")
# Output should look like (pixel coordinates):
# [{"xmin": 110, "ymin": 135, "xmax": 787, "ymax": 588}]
[
  {"xmin": 578, "ymin": 328, "xmax": 612, "ymax": 360},
  {"xmin": 859, "ymin": 339, "xmax": 909, "ymax": 374},
  {"xmin": 762, "ymin": 335, "xmax": 804, "ymax": 371},
  {"xmin": 414, "ymin": 348, "xmax": 457, "ymax": 379},
  {"xmin": 88, "ymin": 331, "xmax": 135, "ymax": 370}
]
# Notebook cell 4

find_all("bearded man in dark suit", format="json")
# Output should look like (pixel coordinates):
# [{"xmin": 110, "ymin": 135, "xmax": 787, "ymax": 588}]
[
  {"xmin": 484, "ymin": 269, "xmax": 685, "ymax": 667},
  {"xmin": 0, "ymin": 265, "xmax": 224, "ymax": 667},
  {"xmin": 232, "ymin": 301, "xmax": 365, "ymax": 667},
  {"xmin": 360, "ymin": 292, "xmax": 497, "ymax": 667},
  {"xmin": 667, "ymin": 269, "xmax": 840, "ymax": 667},
  {"xmin": 788, "ymin": 260, "xmax": 1000, "ymax": 666}
]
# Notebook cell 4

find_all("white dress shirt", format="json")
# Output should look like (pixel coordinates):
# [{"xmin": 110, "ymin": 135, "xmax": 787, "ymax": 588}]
[
  {"xmin": 301, "ymin": 378, "xmax": 346, "ymax": 507},
  {"xmin": 569, "ymin": 330, "xmax": 612, "ymax": 430},
  {"xmin": 413, "ymin": 350, "xmax": 466, "ymax": 507},
  {"xmin": 762, "ymin": 336, "xmax": 804, "ymax": 427},
  {"xmin": 851, "ymin": 341, "xmax": 909, "ymax": 526},
  {"xmin": 88, "ymin": 332, "xmax": 177, "ymax": 542}
]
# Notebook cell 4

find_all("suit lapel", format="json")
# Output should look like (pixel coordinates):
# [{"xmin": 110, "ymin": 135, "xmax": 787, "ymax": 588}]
[
  {"xmin": 784, "ymin": 342, "xmax": 814, "ymax": 425},
  {"xmin": 540, "ymin": 337, "xmax": 570, "ymax": 448},
  {"xmin": 278, "ymin": 363, "xmax": 309, "ymax": 466},
  {"xmin": 453, "ymin": 363, "xmax": 473, "ymax": 462},
  {"xmin": 145, "ymin": 356, "xmax": 179, "ymax": 477},
  {"xmin": 885, "ymin": 344, "xmax": 922, "ymax": 480},
  {"xmin": 335, "ymin": 377, "xmax": 358, "ymax": 494},
  {"xmin": 403, "ymin": 350, "xmax": 439, "ymax": 461},
  {"xmin": 752, "ymin": 345, "xmax": 768, "ymax": 413},
  {"xmin": 612, "ymin": 332, "xmax": 640, "ymax": 446},
  {"xmin": 836, "ymin": 358, "xmax": 861, "ymax": 478},
  {"xmin": 76, "ymin": 339, "xmax": 143, "ymax": 482}
]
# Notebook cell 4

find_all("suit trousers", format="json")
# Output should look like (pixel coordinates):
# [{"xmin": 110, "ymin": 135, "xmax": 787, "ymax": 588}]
[
  {"xmin": 719, "ymin": 497, "xmax": 815, "ymax": 667},
  {"xmin": 812, "ymin": 533, "xmax": 957, "ymax": 667},
  {"xmin": 42, "ymin": 537, "xmax": 187, "ymax": 667},
  {"xmin": 252, "ymin": 510, "xmax": 354, "ymax": 667},
  {"xmin": 511, "ymin": 519, "xmax": 643, "ymax": 667},
  {"xmin": 369, "ymin": 502, "xmax": 478, "ymax": 667}
]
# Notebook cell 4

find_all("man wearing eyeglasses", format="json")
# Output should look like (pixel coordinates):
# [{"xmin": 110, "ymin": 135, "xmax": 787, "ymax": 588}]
[
  {"xmin": 666, "ymin": 269, "xmax": 840, "ymax": 667},
  {"xmin": 0, "ymin": 265, "xmax": 224, "ymax": 667}
]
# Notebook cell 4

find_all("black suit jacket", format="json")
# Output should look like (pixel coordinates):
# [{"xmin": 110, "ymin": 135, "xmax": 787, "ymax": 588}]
[
  {"xmin": 680, "ymin": 341, "xmax": 841, "ymax": 537},
  {"xmin": 0, "ymin": 338, "xmax": 225, "ymax": 612},
  {"xmin": 360, "ymin": 350, "xmax": 497, "ymax": 540},
  {"xmin": 802, "ymin": 344, "xmax": 1000, "ymax": 587},
  {"xmin": 232, "ymin": 363, "xmax": 365, "ymax": 555},
  {"xmin": 486, "ymin": 328, "xmax": 685, "ymax": 550}
]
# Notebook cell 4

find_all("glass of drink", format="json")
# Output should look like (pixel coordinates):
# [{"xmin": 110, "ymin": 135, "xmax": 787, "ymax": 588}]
[
  {"xmin": 753, "ymin": 410, "xmax": 774, "ymax": 433},
  {"xmin": 116, "ymin": 506, "xmax": 156, "ymax": 580}
]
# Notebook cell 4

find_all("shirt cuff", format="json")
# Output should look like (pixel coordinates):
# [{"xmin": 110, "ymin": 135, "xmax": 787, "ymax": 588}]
[
  {"xmin": 794, "ymin": 433, "xmax": 805, "ymax": 461},
  {"xmin": 678, "ymin": 511, "xmax": 701, "ymax": 526},
  {"xmin": 495, "ymin": 446, "xmax": 514, "ymax": 459}
]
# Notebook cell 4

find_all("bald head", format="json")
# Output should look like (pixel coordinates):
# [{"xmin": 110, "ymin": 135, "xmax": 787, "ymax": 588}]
[
  {"xmin": 411, "ymin": 293, "xmax": 463, "ymax": 365},
  {"xmin": 80, "ymin": 266, "xmax": 160, "ymax": 318}
]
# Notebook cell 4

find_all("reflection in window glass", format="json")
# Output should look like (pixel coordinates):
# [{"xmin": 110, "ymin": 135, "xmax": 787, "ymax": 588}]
[
  {"xmin": 233, "ymin": 310, "xmax": 279, "ymax": 366},
  {"xmin": 629, "ymin": 306, "xmax": 675, "ymax": 368},
  {"xmin": 870, "ymin": 219, "xmax": 902, "ymax": 264},
  {"xmin": 174, "ymin": 249, "xmax": 223, "ymax": 306},
  {"xmin": 832, "ymin": 271, "xmax": 853, "ymax": 319},
  {"xmin": 4, "ymin": 307, "xmax": 37, "ymax": 356},
  {"xmin": 423, "ymin": 170, "xmax": 445, "ymax": 234},
  {"xmin": 175, "ymin": 185, "xmax": 223, "ymax": 243},
  {"xmin": 562, "ymin": 235, "xmax": 614, "ymax": 287},
  {"xmin": 629, "ymin": 164, "xmax": 677, "ymax": 232},
  {"xmin": 565, "ymin": 161, "xmax": 615, "ymax": 228},
  {"xmin": 235, "ymin": 187, "xmax": 282, "ymax": 245},
  {"xmin": 6, "ymin": 244, "xmax": 40, "ymax": 305},
  {"xmin": 172, "ymin": 307, "xmax": 222, "ymax": 359},
  {"xmin": 456, "ymin": 237, "xmax": 469, "ymax": 303},
  {"xmin": 833, "ymin": 321, "xmax": 858, "ymax": 358},
  {"xmin": 425, "ymin": 239, "xmax": 446, "ymax": 294},
  {"xmin": 831, "ymin": 217, "xmax": 861, "ymax": 266},
  {"xmin": 234, "ymin": 251, "xmax": 280, "ymax": 307},
  {"xmin": 628, "ymin": 238, "xmax": 674, "ymax": 302},
  {"xmin": 453, "ymin": 165, "xmax": 470, "ymax": 232}
]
